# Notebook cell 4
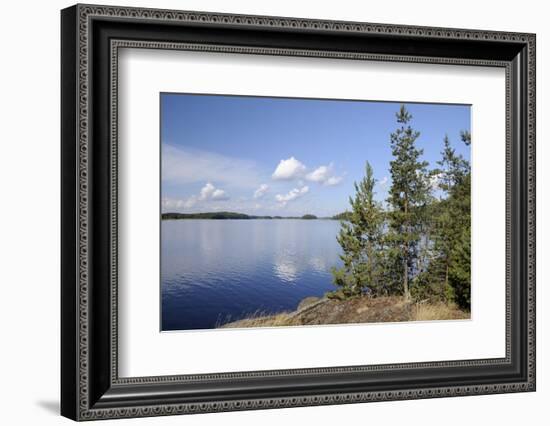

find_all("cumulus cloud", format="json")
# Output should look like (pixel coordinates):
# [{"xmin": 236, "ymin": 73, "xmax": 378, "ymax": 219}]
[
  {"xmin": 253, "ymin": 184, "xmax": 269, "ymax": 199},
  {"xmin": 325, "ymin": 176, "xmax": 343, "ymax": 186},
  {"xmin": 305, "ymin": 163, "xmax": 343, "ymax": 186},
  {"xmin": 199, "ymin": 183, "xmax": 215, "ymax": 200},
  {"xmin": 199, "ymin": 182, "xmax": 229, "ymax": 201},
  {"xmin": 305, "ymin": 165, "xmax": 330, "ymax": 183},
  {"xmin": 275, "ymin": 186, "xmax": 309, "ymax": 206},
  {"xmin": 378, "ymin": 176, "xmax": 389, "ymax": 189},
  {"xmin": 162, "ymin": 182, "xmax": 229, "ymax": 213},
  {"xmin": 272, "ymin": 157, "xmax": 306, "ymax": 180},
  {"xmin": 429, "ymin": 172, "xmax": 444, "ymax": 190},
  {"xmin": 212, "ymin": 189, "xmax": 228, "ymax": 200}
]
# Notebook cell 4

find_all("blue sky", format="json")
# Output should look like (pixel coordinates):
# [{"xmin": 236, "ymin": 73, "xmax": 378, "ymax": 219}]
[{"xmin": 161, "ymin": 93, "xmax": 470, "ymax": 217}]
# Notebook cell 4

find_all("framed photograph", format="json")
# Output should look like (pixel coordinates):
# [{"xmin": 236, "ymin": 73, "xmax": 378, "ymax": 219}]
[{"xmin": 61, "ymin": 4, "xmax": 536, "ymax": 421}]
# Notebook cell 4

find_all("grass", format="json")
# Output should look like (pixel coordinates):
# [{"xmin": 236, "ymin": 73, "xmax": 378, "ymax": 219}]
[
  {"xmin": 412, "ymin": 301, "xmax": 470, "ymax": 321},
  {"xmin": 219, "ymin": 310, "xmax": 295, "ymax": 328}
]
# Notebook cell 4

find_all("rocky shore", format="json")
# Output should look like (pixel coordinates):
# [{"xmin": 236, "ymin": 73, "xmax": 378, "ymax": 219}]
[{"xmin": 219, "ymin": 295, "xmax": 469, "ymax": 329}]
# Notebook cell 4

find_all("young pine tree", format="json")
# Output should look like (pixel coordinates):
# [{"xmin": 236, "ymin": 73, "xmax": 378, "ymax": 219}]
[
  {"xmin": 448, "ymin": 172, "xmax": 471, "ymax": 309},
  {"xmin": 460, "ymin": 130, "xmax": 471, "ymax": 146},
  {"xmin": 433, "ymin": 135, "xmax": 470, "ymax": 296},
  {"xmin": 431, "ymin": 132, "xmax": 471, "ymax": 308},
  {"xmin": 331, "ymin": 162, "xmax": 384, "ymax": 298},
  {"xmin": 386, "ymin": 105, "xmax": 430, "ymax": 300},
  {"xmin": 437, "ymin": 134, "xmax": 470, "ymax": 192}
]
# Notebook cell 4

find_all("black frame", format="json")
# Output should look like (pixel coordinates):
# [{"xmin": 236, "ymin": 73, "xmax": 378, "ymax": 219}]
[{"xmin": 61, "ymin": 4, "xmax": 536, "ymax": 421}]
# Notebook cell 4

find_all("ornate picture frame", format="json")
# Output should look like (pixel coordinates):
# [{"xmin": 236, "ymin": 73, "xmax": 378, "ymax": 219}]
[{"xmin": 61, "ymin": 4, "xmax": 535, "ymax": 421}]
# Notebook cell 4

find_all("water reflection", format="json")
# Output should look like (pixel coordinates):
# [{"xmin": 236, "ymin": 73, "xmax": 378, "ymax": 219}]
[
  {"xmin": 309, "ymin": 256, "xmax": 329, "ymax": 274},
  {"xmin": 273, "ymin": 256, "xmax": 299, "ymax": 283},
  {"xmin": 161, "ymin": 219, "xmax": 342, "ymax": 330}
]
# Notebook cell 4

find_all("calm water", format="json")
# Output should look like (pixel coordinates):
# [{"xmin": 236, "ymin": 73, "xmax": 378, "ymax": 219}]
[{"xmin": 161, "ymin": 219, "xmax": 342, "ymax": 331}]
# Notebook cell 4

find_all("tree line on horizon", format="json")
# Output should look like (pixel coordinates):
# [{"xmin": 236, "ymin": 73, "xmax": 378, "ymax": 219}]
[
  {"xmin": 331, "ymin": 105, "xmax": 471, "ymax": 311},
  {"xmin": 161, "ymin": 212, "xmax": 322, "ymax": 220}
]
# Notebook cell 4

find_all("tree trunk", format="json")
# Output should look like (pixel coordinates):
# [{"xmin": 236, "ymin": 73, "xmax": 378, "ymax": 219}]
[
  {"xmin": 403, "ymin": 252, "xmax": 410, "ymax": 300},
  {"xmin": 444, "ymin": 261, "xmax": 449, "ymax": 300},
  {"xmin": 403, "ymin": 195, "xmax": 410, "ymax": 301}
]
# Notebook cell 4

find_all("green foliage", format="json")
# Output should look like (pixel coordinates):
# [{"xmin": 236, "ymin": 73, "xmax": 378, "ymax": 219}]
[
  {"xmin": 428, "ymin": 133, "xmax": 471, "ymax": 309},
  {"xmin": 448, "ymin": 221, "xmax": 471, "ymax": 309},
  {"xmin": 385, "ymin": 105, "xmax": 431, "ymax": 300},
  {"xmin": 331, "ymin": 106, "xmax": 471, "ymax": 311},
  {"xmin": 460, "ymin": 130, "xmax": 471, "ymax": 146},
  {"xmin": 331, "ymin": 162, "xmax": 385, "ymax": 297},
  {"xmin": 331, "ymin": 211, "xmax": 353, "ymax": 221}
]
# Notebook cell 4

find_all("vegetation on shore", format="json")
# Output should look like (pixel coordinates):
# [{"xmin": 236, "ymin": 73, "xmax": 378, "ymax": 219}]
[
  {"xmin": 301, "ymin": 214, "xmax": 318, "ymax": 220},
  {"xmin": 219, "ymin": 295, "xmax": 469, "ymax": 328},
  {"xmin": 162, "ymin": 212, "xmax": 323, "ymax": 220},
  {"xmin": 163, "ymin": 211, "xmax": 252, "ymax": 220},
  {"xmin": 330, "ymin": 105, "xmax": 471, "ymax": 311},
  {"xmin": 331, "ymin": 211, "xmax": 353, "ymax": 221}
]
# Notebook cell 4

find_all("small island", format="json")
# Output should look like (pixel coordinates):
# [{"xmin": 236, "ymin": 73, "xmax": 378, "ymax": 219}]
[{"xmin": 301, "ymin": 214, "xmax": 317, "ymax": 220}]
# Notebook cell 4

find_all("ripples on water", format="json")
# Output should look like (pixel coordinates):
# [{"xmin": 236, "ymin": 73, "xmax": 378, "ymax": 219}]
[{"xmin": 161, "ymin": 219, "xmax": 342, "ymax": 330}]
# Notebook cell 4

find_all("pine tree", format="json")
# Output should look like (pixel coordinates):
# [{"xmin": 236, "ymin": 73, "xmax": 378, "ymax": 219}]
[
  {"xmin": 386, "ymin": 105, "xmax": 430, "ymax": 300},
  {"xmin": 331, "ymin": 162, "xmax": 384, "ymax": 297},
  {"xmin": 460, "ymin": 130, "xmax": 471, "ymax": 146},
  {"xmin": 448, "ymin": 172, "xmax": 471, "ymax": 309},
  {"xmin": 431, "ymin": 132, "xmax": 471, "ymax": 308},
  {"xmin": 432, "ymin": 135, "xmax": 469, "ymax": 296},
  {"xmin": 437, "ymin": 134, "xmax": 470, "ymax": 191}
]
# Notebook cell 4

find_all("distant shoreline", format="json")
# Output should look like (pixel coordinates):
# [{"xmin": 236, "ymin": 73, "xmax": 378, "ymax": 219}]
[{"xmin": 161, "ymin": 211, "xmax": 351, "ymax": 221}]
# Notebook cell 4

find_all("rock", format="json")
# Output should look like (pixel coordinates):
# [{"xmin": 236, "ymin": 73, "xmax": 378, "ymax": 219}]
[
  {"xmin": 297, "ymin": 296, "xmax": 320, "ymax": 311},
  {"xmin": 326, "ymin": 290, "xmax": 346, "ymax": 300},
  {"xmin": 356, "ymin": 306, "xmax": 369, "ymax": 314}
]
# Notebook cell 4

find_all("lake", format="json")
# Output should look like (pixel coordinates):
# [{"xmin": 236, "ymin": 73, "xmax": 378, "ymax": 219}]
[{"xmin": 161, "ymin": 219, "xmax": 343, "ymax": 331}]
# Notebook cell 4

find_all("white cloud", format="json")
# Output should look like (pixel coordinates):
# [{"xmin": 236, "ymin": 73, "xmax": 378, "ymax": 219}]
[
  {"xmin": 378, "ymin": 176, "xmax": 389, "ymax": 189},
  {"xmin": 184, "ymin": 197, "xmax": 198, "ymax": 208},
  {"xmin": 306, "ymin": 165, "xmax": 330, "ymax": 183},
  {"xmin": 275, "ymin": 186, "xmax": 309, "ymax": 205},
  {"xmin": 325, "ymin": 176, "xmax": 343, "ymax": 186},
  {"xmin": 305, "ymin": 163, "xmax": 343, "ymax": 186},
  {"xmin": 253, "ymin": 184, "xmax": 269, "ymax": 199},
  {"xmin": 162, "ymin": 196, "xmax": 197, "ymax": 210},
  {"xmin": 199, "ymin": 182, "xmax": 215, "ymax": 200},
  {"xmin": 430, "ymin": 172, "xmax": 444, "ymax": 190},
  {"xmin": 199, "ymin": 182, "xmax": 229, "ymax": 201},
  {"xmin": 212, "ymin": 188, "xmax": 229, "ymax": 200},
  {"xmin": 162, "ymin": 197, "xmax": 183, "ymax": 209},
  {"xmin": 162, "ymin": 145, "xmax": 261, "ymax": 189},
  {"xmin": 162, "ymin": 183, "xmax": 229, "ymax": 213},
  {"xmin": 272, "ymin": 157, "xmax": 306, "ymax": 180}
]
